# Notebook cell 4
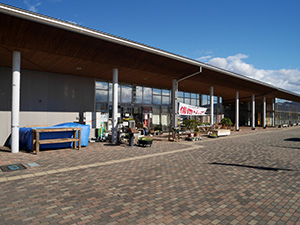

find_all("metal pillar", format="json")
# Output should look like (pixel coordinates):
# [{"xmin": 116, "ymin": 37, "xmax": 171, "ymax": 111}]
[
  {"xmin": 235, "ymin": 91, "xmax": 239, "ymax": 131},
  {"xmin": 172, "ymin": 79, "xmax": 178, "ymax": 128},
  {"xmin": 272, "ymin": 98, "xmax": 275, "ymax": 127},
  {"xmin": 199, "ymin": 94, "xmax": 203, "ymax": 124},
  {"xmin": 252, "ymin": 94, "xmax": 255, "ymax": 130},
  {"xmin": 216, "ymin": 96, "xmax": 220, "ymax": 123},
  {"xmin": 11, "ymin": 51, "xmax": 21, "ymax": 153},
  {"xmin": 112, "ymin": 68, "xmax": 118, "ymax": 144},
  {"xmin": 210, "ymin": 86, "xmax": 214, "ymax": 126},
  {"xmin": 263, "ymin": 96, "xmax": 266, "ymax": 128}
]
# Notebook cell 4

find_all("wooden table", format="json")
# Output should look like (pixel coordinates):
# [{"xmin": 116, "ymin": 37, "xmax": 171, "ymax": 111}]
[{"xmin": 32, "ymin": 127, "xmax": 82, "ymax": 154}]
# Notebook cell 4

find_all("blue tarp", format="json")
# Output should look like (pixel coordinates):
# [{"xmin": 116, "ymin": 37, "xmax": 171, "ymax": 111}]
[{"xmin": 9, "ymin": 123, "xmax": 90, "ymax": 151}]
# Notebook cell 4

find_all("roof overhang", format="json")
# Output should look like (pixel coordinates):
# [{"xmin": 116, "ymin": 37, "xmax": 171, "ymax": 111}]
[{"xmin": 1, "ymin": 3, "xmax": 300, "ymax": 103}]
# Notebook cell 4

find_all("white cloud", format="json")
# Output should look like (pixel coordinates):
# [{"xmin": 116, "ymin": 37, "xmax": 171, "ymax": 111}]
[
  {"xmin": 68, "ymin": 21, "xmax": 77, "ymax": 25},
  {"xmin": 24, "ymin": 0, "xmax": 41, "ymax": 12},
  {"xmin": 196, "ymin": 55, "xmax": 212, "ymax": 61},
  {"xmin": 207, "ymin": 54, "xmax": 300, "ymax": 94}
]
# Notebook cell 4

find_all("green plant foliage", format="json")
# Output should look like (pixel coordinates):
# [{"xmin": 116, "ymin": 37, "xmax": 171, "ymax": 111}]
[
  {"xmin": 221, "ymin": 118, "xmax": 233, "ymax": 126},
  {"xmin": 183, "ymin": 119, "xmax": 198, "ymax": 131},
  {"xmin": 139, "ymin": 137, "xmax": 153, "ymax": 141},
  {"xmin": 154, "ymin": 125, "xmax": 162, "ymax": 131}
]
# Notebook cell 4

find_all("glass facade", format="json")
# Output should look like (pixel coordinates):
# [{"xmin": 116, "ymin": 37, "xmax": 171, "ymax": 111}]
[
  {"xmin": 178, "ymin": 91, "xmax": 200, "ymax": 106},
  {"xmin": 275, "ymin": 98, "xmax": 300, "ymax": 125},
  {"xmin": 96, "ymin": 80, "xmax": 300, "ymax": 129},
  {"xmin": 95, "ymin": 80, "xmax": 224, "ymax": 129}
]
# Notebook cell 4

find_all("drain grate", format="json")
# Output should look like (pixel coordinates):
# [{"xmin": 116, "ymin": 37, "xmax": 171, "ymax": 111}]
[{"xmin": 0, "ymin": 164, "xmax": 27, "ymax": 172}]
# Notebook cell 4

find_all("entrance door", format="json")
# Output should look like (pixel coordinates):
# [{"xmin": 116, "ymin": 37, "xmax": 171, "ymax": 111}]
[{"xmin": 143, "ymin": 107, "xmax": 152, "ymax": 130}]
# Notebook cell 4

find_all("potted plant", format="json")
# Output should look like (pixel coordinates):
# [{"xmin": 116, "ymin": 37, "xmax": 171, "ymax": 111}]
[
  {"xmin": 154, "ymin": 125, "xmax": 162, "ymax": 135},
  {"xmin": 138, "ymin": 137, "xmax": 153, "ymax": 147}
]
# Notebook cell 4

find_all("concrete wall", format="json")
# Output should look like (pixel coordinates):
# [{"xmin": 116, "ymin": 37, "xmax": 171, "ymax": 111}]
[{"xmin": 0, "ymin": 67, "xmax": 95, "ymax": 145}]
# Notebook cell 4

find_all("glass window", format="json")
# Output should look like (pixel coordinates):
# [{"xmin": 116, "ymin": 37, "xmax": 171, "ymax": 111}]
[
  {"xmin": 153, "ymin": 95, "xmax": 161, "ymax": 105},
  {"xmin": 178, "ymin": 91, "xmax": 184, "ymax": 97},
  {"xmin": 191, "ymin": 93, "xmax": 197, "ymax": 99},
  {"xmin": 136, "ymin": 86, "xmax": 143, "ymax": 104},
  {"xmin": 153, "ymin": 88, "xmax": 161, "ymax": 95},
  {"xmin": 96, "ymin": 89, "xmax": 108, "ymax": 102},
  {"xmin": 162, "ymin": 89, "xmax": 170, "ymax": 96},
  {"xmin": 121, "ymin": 85, "xmax": 132, "ymax": 103},
  {"xmin": 191, "ymin": 99, "xmax": 197, "ymax": 106},
  {"xmin": 184, "ymin": 98, "xmax": 191, "ymax": 104},
  {"xmin": 202, "ymin": 95, "xmax": 208, "ymax": 106},
  {"xmin": 95, "ymin": 81, "xmax": 108, "ymax": 90},
  {"xmin": 153, "ymin": 114, "xmax": 160, "ymax": 125},
  {"xmin": 95, "ymin": 102, "xmax": 108, "ymax": 112},
  {"xmin": 162, "ymin": 96, "xmax": 170, "ymax": 105},
  {"xmin": 143, "ymin": 87, "xmax": 152, "ymax": 104},
  {"xmin": 214, "ymin": 96, "xmax": 218, "ymax": 104},
  {"xmin": 178, "ymin": 97, "xmax": 184, "ymax": 103},
  {"xmin": 184, "ymin": 92, "xmax": 190, "ymax": 98}
]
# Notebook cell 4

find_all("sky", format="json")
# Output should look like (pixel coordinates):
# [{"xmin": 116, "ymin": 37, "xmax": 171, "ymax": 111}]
[{"xmin": 1, "ymin": 0, "xmax": 300, "ymax": 94}]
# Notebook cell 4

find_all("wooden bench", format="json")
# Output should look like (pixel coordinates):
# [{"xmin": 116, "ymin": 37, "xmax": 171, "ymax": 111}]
[{"xmin": 32, "ymin": 127, "xmax": 82, "ymax": 154}]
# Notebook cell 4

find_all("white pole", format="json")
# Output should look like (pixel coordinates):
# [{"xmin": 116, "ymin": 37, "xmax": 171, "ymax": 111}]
[
  {"xmin": 112, "ymin": 68, "xmax": 118, "ymax": 144},
  {"xmin": 172, "ymin": 80, "xmax": 178, "ymax": 128},
  {"xmin": 11, "ymin": 51, "xmax": 21, "ymax": 153},
  {"xmin": 252, "ymin": 94, "xmax": 255, "ymax": 130},
  {"xmin": 272, "ymin": 98, "xmax": 275, "ymax": 127},
  {"xmin": 235, "ymin": 91, "xmax": 239, "ymax": 131},
  {"xmin": 210, "ymin": 86, "xmax": 214, "ymax": 127},
  {"xmin": 263, "ymin": 96, "xmax": 266, "ymax": 128}
]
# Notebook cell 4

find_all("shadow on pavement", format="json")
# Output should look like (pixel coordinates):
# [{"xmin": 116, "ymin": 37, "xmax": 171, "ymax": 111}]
[
  {"xmin": 209, "ymin": 162, "xmax": 295, "ymax": 172},
  {"xmin": 284, "ymin": 138, "xmax": 300, "ymax": 142}
]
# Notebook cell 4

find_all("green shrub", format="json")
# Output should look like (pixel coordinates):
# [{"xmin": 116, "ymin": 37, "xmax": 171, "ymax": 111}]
[
  {"xmin": 221, "ymin": 118, "xmax": 233, "ymax": 126},
  {"xmin": 183, "ymin": 119, "xmax": 198, "ymax": 131}
]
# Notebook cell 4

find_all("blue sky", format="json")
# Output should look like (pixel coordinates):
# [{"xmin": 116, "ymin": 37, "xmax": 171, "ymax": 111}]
[{"xmin": 1, "ymin": 0, "xmax": 300, "ymax": 94}]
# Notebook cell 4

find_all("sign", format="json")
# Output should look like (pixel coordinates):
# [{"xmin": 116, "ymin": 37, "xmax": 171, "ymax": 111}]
[{"xmin": 178, "ymin": 102, "xmax": 207, "ymax": 116}]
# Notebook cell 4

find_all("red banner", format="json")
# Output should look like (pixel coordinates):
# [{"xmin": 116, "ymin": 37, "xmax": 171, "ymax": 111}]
[{"xmin": 178, "ymin": 102, "xmax": 207, "ymax": 116}]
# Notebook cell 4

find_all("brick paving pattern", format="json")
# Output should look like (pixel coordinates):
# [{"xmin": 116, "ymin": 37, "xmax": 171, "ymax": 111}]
[{"xmin": 0, "ymin": 127, "xmax": 300, "ymax": 224}]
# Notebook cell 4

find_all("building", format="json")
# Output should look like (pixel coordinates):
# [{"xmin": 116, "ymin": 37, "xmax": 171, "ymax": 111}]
[{"xmin": 1, "ymin": 3, "xmax": 300, "ymax": 152}]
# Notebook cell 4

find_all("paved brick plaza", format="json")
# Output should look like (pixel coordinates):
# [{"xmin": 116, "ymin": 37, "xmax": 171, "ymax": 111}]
[{"xmin": 0, "ymin": 127, "xmax": 300, "ymax": 224}]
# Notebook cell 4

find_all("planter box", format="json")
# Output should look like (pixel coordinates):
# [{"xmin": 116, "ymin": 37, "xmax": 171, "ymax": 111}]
[{"xmin": 211, "ymin": 129, "xmax": 231, "ymax": 137}]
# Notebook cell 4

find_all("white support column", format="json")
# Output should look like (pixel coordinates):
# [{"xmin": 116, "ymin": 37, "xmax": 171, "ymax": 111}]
[
  {"xmin": 112, "ymin": 68, "xmax": 118, "ymax": 144},
  {"xmin": 263, "ymin": 96, "xmax": 266, "ymax": 128},
  {"xmin": 235, "ymin": 91, "xmax": 239, "ymax": 131},
  {"xmin": 252, "ymin": 94, "xmax": 255, "ymax": 130},
  {"xmin": 11, "ymin": 51, "xmax": 21, "ymax": 153},
  {"xmin": 210, "ymin": 86, "xmax": 214, "ymax": 126},
  {"xmin": 172, "ymin": 79, "xmax": 178, "ymax": 128},
  {"xmin": 272, "ymin": 98, "xmax": 275, "ymax": 127}
]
